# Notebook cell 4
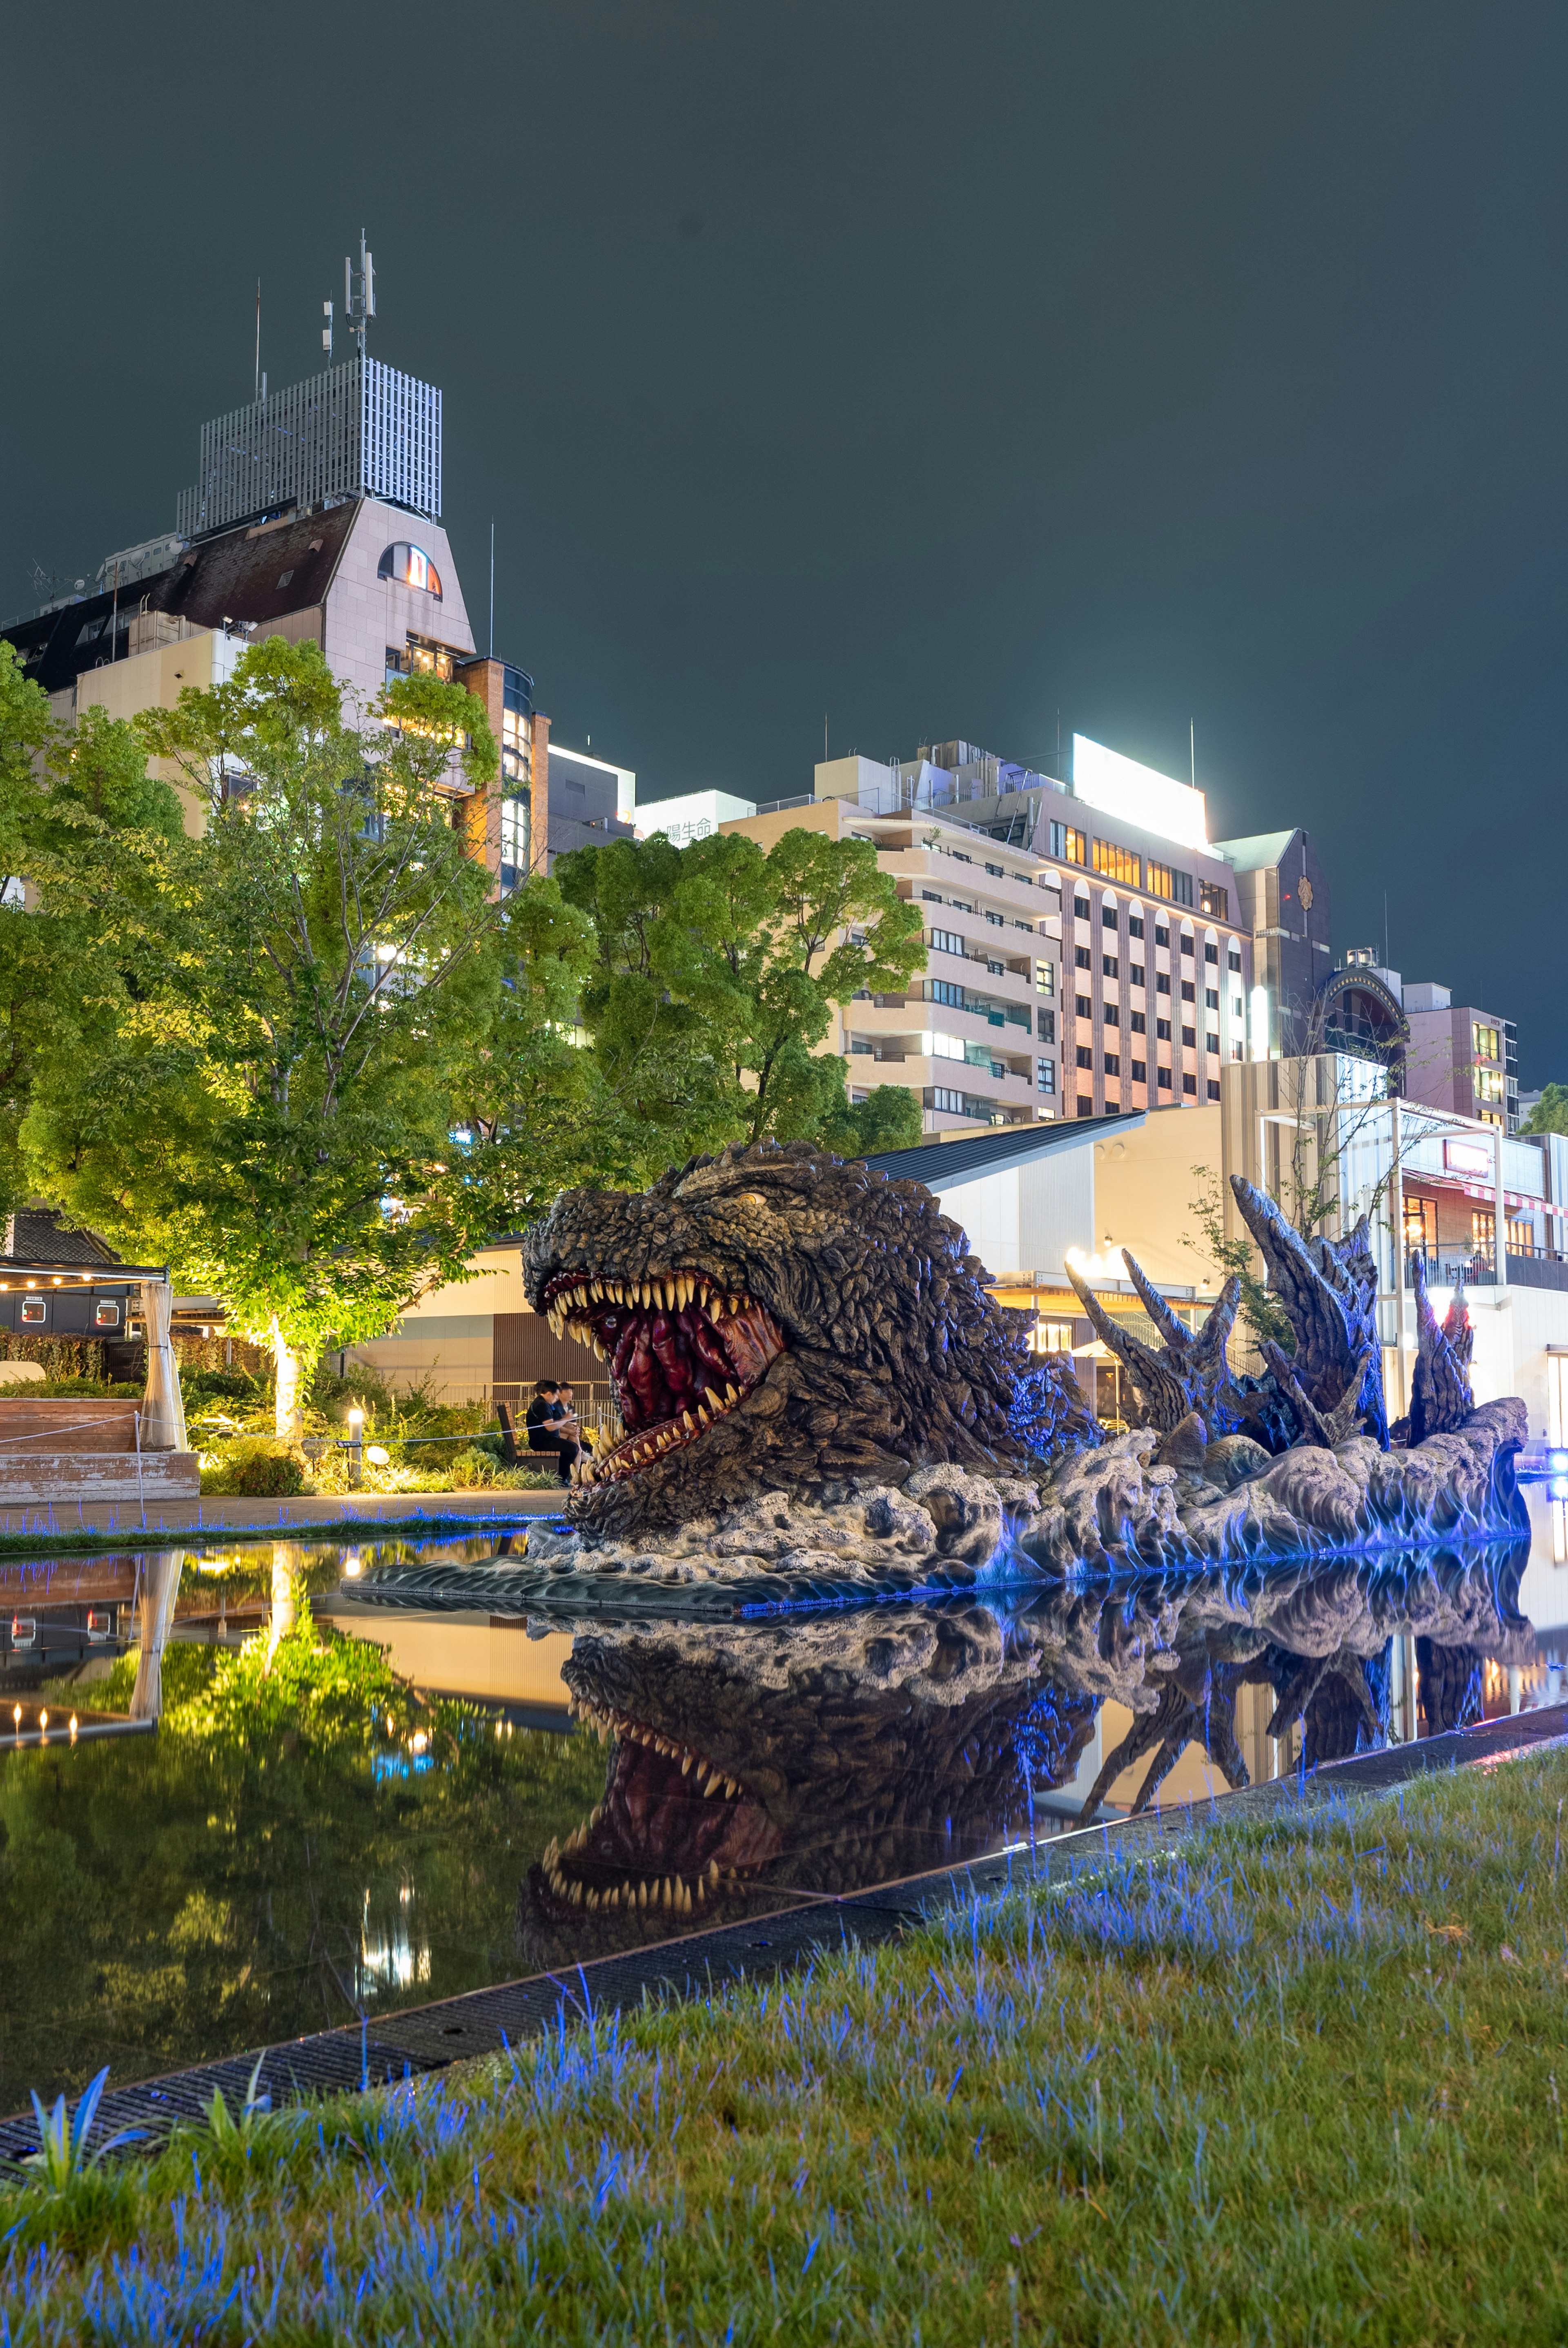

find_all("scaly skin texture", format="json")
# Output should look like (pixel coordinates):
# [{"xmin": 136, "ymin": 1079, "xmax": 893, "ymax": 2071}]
[{"xmin": 522, "ymin": 1139, "xmax": 1083, "ymax": 1540}]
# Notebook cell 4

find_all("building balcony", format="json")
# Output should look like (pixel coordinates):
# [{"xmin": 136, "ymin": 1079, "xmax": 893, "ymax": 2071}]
[{"xmin": 846, "ymin": 1042, "xmax": 1035, "ymax": 1094}]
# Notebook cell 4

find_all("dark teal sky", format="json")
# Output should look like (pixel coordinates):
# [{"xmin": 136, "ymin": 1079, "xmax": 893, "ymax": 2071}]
[{"xmin": 4, "ymin": 4, "xmax": 1564, "ymax": 1074}]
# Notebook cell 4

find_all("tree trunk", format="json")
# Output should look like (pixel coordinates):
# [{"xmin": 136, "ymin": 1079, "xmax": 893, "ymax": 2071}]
[
  {"xmin": 265, "ymin": 1543, "xmax": 297, "ymax": 1672},
  {"xmin": 270, "ymin": 1318, "xmax": 305, "ymax": 1440}
]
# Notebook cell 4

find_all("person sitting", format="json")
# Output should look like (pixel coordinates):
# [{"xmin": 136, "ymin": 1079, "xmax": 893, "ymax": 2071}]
[
  {"xmin": 558, "ymin": 1382, "xmax": 592, "ymax": 1454},
  {"xmin": 523, "ymin": 1379, "xmax": 580, "ymax": 1485}
]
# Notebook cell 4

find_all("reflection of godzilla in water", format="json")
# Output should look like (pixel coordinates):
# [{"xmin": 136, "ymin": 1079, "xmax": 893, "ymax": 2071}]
[
  {"xmin": 518, "ymin": 1606, "xmax": 1098, "ymax": 1967},
  {"xmin": 517, "ymin": 1541, "xmax": 1535, "ymax": 1966}
]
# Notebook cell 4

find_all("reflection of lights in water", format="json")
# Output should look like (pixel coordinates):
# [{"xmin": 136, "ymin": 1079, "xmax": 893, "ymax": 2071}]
[
  {"xmin": 344, "ymin": 1552, "xmax": 363, "ymax": 1576},
  {"xmin": 359, "ymin": 1889, "xmax": 430, "ymax": 1992}
]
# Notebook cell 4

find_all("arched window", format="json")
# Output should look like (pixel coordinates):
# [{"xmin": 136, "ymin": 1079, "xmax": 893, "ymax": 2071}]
[{"xmin": 377, "ymin": 543, "xmax": 443, "ymax": 599}]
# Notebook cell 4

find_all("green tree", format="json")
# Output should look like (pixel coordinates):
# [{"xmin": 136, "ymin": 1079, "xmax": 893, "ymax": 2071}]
[
  {"xmin": 21, "ymin": 639, "xmax": 514, "ymax": 1434},
  {"xmin": 556, "ymin": 826, "xmax": 925, "ymax": 1160},
  {"xmin": 1519, "ymin": 1084, "xmax": 1568, "ymax": 1137},
  {"xmin": 0, "ymin": 647, "xmax": 185, "ymax": 1225}
]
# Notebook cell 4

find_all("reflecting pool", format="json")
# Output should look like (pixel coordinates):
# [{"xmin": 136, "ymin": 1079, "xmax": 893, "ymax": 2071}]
[{"xmin": 2, "ymin": 1511, "xmax": 1566, "ymax": 2113}]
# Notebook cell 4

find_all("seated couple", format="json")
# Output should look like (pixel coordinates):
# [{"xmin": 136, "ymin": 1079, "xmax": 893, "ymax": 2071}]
[{"xmin": 523, "ymin": 1378, "xmax": 590, "ymax": 1485}]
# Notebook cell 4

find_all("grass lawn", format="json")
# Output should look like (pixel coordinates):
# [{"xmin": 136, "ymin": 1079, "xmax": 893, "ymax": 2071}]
[{"xmin": 4, "ymin": 1745, "xmax": 1568, "ymax": 2343}]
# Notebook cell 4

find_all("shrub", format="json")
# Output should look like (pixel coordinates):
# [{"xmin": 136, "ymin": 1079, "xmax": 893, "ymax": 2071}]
[{"xmin": 200, "ymin": 1438, "xmax": 308, "ymax": 1498}]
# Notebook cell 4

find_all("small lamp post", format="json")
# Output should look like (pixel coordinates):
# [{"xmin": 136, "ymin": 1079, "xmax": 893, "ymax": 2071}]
[{"xmin": 347, "ymin": 1407, "xmax": 364, "ymax": 1490}]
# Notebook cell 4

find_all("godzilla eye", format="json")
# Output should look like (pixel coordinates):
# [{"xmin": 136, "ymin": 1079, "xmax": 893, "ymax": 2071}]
[{"xmin": 736, "ymin": 1192, "xmax": 767, "ymax": 1209}]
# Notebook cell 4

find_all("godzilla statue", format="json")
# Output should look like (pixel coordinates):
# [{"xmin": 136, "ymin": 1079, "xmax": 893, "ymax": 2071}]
[{"xmin": 519, "ymin": 1139, "xmax": 1527, "ymax": 1593}]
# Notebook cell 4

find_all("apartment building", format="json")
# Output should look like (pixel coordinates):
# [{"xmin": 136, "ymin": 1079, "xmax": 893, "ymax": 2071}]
[
  {"xmin": 722, "ymin": 733, "xmax": 1266, "ymax": 1135},
  {"xmin": 1402, "ymin": 980, "xmax": 1519, "ymax": 1132}
]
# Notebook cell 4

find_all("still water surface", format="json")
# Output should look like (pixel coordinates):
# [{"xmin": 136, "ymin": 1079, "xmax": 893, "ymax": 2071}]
[{"xmin": 1, "ymin": 1509, "xmax": 1565, "ymax": 2110}]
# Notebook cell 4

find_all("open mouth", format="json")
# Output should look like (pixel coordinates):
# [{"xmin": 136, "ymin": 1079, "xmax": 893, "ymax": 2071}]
[
  {"xmin": 532, "ymin": 1695, "xmax": 783, "ymax": 1921},
  {"xmin": 542, "ymin": 1269, "xmax": 786, "ymax": 1485}
]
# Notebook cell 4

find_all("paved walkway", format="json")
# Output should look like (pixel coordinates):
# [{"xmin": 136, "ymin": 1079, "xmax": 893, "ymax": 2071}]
[{"xmin": 0, "ymin": 1487, "xmax": 567, "ymax": 1542}]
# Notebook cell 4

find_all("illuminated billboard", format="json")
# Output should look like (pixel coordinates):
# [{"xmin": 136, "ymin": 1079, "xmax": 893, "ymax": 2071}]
[{"xmin": 1072, "ymin": 736, "xmax": 1209, "ymax": 853}]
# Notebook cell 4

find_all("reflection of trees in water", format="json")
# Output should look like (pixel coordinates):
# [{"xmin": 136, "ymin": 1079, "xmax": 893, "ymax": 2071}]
[{"xmin": 0, "ymin": 1624, "xmax": 606, "ymax": 2108}]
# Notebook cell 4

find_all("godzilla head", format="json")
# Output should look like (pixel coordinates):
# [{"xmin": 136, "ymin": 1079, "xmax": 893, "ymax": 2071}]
[{"xmin": 521, "ymin": 1137, "xmax": 1058, "ymax": 1537}]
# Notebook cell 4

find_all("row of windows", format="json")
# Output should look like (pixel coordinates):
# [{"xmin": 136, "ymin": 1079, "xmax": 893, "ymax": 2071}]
[
  {"xmin": 1075, "ymin": 1075, "xmax": 1221, "ymax": 1108},
  {"xmin": 1047, "ymin": 825, "xmax": 1230, "ymax": 919},
  {"xmin": 1075, "ymin": 1018, "xmax": 1219, "ymax": 1053},
  {"xmin": 1074, "ymin": 898, "xmax": 1239, "ymax": 963}
]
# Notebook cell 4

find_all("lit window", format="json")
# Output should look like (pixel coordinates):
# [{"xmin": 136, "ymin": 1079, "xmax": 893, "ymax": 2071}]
[
  {"xmin": 1050, "ymin": 823, "xmax": 1088, "ymax": 864},
  {"xmin": 1034, "ymin": 959, "xmax": 1056, "ymax": 997},
  {"xmin": 1093, "ymin": 840, "xmax": 1140, "ymax": 885},
  {"xmin": 1199, "ymin": 881, "xmax": 1229, "ymax": 920},
  {"xmin": 377, "ymin": 543, "xmax": 443, "ymax": 598},
  {"xmin": 500, "ymin": 797, "xmax": 529, "ymax": 889},
  {"xmin": 1147, "ymin": 861, "xmax": 1194, "ymax": 907},
  {"xmin": 1472, "ymin": 1022, "xmax": 1501, "ymax": 1063}
]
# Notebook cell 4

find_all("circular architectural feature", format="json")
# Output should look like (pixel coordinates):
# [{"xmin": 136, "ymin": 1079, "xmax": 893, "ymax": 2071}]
[
  {"xmin": 1317, "ymin": 965, "xmax": 1407, "ymax": 1071},
  {"xmin": 377, "ymin": 543, "xmax": 443, "ymax": 598}
]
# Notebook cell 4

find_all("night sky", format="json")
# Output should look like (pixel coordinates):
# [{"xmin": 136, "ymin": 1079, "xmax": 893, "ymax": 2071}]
[{"xmin": 4, "ymin": 5, "xmax": 1564, "ymax": 1075}]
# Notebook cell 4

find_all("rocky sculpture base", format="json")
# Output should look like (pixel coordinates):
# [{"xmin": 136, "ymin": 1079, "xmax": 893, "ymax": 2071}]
[{"xmin": 516, "ymin": 1395, "xmax": 1528, "ymax": 1596}]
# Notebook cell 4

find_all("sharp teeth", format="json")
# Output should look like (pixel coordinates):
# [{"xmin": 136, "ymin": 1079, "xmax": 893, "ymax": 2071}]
[
  {"xmin": 725, "ymin": 1777, "xmax": 739, "ymax": 1799},
  {"xmin": 681, "ymin": 1751, "xmax": 693, "ymax": 1774},
  {"xmin": 695, "ymin": 1880, "xmax": 706, "ymax": 1904},
  {"xmin": 570, "ymin": 1881, "xmax": 583, "ymax": 1906},
  {"xmin": 708, "ymin": 1859, "xmax": 720, "ymax": 1882},
  {"xmin": 696, "ymin": 1401, "xmax": 711, "ymax": 1426},
  {"xmin": 724, "ymin": 1384, "xmax": 739, "ymax": 1405},
  {"xmin": 660, "ymin": 1880, "xmax": 673, "ymax": 1910},
  {"xmin": 590, "ymin": 1804, "xmax": 604, "ymax": 1827},
  {"xmin": 704, "ymin": 1770, "xmax": 723, "ymax": 1797},
  {"xmin": 638, "ymin": 1880, "xmax": 648, "ymax": 1909},
  {"xmin": 681, "ymin": 1410, "xmax": 695, "ymax": 1432}
]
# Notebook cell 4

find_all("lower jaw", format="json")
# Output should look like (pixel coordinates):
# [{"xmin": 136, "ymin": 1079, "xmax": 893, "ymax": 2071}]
[{"xmin": 578, "ymin": 1389, "xmax": 752, "ymax": 1486}]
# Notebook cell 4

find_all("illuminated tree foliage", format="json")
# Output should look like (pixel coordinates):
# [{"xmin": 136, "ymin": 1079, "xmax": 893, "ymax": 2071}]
[{"xmin": 555, "ymin": 826, "xmax": 926, "ymax": 1163}]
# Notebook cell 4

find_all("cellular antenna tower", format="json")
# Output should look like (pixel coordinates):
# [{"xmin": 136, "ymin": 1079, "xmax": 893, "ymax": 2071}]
[{"xmin": 345, "ymin": 232, "xmax": 376, "ymax": 355}]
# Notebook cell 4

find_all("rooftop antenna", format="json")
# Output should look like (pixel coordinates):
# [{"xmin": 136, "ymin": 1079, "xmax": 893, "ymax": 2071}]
[
  {"xmin": 488, "ymin": 519, "xmax": 494, "ymax": 660},
  {"xmin": 322, "ymin": 297, "xmax": 334, "ymax": 361},
  {"xmin": 254, "ymin": 279, "xmax": 261, "ymax": 403},
  {"xmin": 345, "ymin": 230, "xmax": 376, "ymax": 357}
]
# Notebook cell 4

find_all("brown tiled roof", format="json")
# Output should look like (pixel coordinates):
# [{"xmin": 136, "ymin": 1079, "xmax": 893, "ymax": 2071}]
[
  {"xmin": 2, "ymin": 1209, "xmax": 120, "ymax": 1267},
  {"xmin": 2, "ymin": 504, "xmax": 360, "ymax": 695}
]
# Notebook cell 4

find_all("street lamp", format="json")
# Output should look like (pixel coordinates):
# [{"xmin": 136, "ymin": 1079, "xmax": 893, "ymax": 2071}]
[{"xmin": 347, "ymin": 1407, "xmax": 364, "ymax": 1489}]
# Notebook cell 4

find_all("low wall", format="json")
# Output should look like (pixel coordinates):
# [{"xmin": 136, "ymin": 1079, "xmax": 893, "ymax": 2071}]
[
  {"xmin": 0, "ymin": 1452, "xmax": 199, "ymax": 1503},
  {"xmin": 0, "ymin": 1399, "xmax": 143, "ymax": 1456}
]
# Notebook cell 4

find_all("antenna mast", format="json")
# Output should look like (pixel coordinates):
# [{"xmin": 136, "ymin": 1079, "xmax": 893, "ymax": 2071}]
[
  {"xmin": 345, "ymin": 231, "xmax": 376, "ymax": 358},
  {"xmin": 254, "ymin": 279, "xmax": 261, "ymax": 402}
]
